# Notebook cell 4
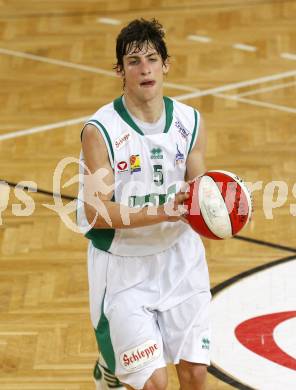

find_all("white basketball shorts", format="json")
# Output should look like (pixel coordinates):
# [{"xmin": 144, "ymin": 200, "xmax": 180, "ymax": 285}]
[{"xmin": 87, "ymin": 228, "xmax": 211, "ymax": 390}]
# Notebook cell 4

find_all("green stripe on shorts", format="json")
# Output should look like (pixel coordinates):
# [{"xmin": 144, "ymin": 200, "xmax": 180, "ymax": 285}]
[{"xmin": 94, "ymin": 291, "xmax": 116, "ymax": 374}]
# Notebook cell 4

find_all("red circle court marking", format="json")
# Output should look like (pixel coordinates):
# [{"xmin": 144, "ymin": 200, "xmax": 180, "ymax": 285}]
[{"xmin": 235, "ymin": 311, "xmax": 296, "ymax": 371}]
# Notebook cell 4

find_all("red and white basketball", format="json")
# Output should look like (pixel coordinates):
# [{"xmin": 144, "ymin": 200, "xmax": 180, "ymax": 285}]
[{"xmin": 184, "ymin": 170, "xmax": 252, "ymax": 240}]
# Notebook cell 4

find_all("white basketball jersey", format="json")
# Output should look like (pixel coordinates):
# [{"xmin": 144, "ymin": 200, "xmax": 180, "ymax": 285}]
[{"xmin": 77, "ymin": 96, "xmax": 200, "ymax": 256}]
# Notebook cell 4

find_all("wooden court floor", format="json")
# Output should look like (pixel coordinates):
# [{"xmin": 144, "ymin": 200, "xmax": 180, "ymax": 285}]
[{"xmin": 0, "ymin": 1, "xmax": 295, "ymax": 389}]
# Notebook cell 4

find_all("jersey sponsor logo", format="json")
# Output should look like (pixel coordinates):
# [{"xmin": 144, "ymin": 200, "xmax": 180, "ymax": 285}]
[
  {"xmin": 175, "ymin": 120, "xmax": 189, "ymax": 139},
  {"xmin": 130, "ymin": 154, "xmax": 141, "ymax": 174},
  {"xmin": 202, "ymin": 337, "xmax": 210, "ymax": 350},
  {"xmin": 128, "ymin": 184, "xmax": 176, "ymax": 207},
  {"xmin": 150, "ymin": 147, "xmax": 163, "ymax": 160},
  {"xmin": 117, "ymin": 160, "xmax": 128, "ymax": 173},
  {"xmin": 120, "ymin": 340, "xmax": 160, "ymax": 372},
  {"xmin": 114, "ymin": 131, "xmax": 131, "ymax": 150},
  {"xmin": 175, "ymin": 144, "xmax": 185, "ymax": 164}
]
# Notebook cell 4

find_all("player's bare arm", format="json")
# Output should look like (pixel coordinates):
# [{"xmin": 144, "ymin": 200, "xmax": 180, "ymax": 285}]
[
  {"xmin": 82, "ymin": 124, "xmax": 187, "ymax": 228},
  {"xmin": 185, "ymin": 116, "xmax": 207, "ymax": 182}
]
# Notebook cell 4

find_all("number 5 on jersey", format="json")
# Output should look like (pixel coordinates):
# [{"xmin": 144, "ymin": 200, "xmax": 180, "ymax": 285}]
[{"xmin": 153, "ymin": 165, "xmax": 164, "ymax": 186}]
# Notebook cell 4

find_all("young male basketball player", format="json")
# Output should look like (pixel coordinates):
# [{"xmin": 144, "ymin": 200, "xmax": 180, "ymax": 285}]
[{"xmin": 77, "ymin": 18, "xmax": 211, "ymax": 390}]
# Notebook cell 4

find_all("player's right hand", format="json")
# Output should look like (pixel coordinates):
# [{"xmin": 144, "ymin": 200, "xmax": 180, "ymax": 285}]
[{"xmin": 162, "ymin": 191, "xmax": 190, "ymax": 223}]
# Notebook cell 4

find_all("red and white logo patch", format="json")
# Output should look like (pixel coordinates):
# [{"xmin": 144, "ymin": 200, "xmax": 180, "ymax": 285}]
[
  {"xmin": 117, "ymin": 161, "xmax": 128, "ymax": 173},
  {"xmin": 120, "ymin": 340, "xmax": 160, "ymax": 372}
]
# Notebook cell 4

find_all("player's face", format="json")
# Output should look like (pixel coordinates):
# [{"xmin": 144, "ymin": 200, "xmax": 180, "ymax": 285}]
[{"xmin": 121, "ymin": 42, "xmax": 169, "ymax": 102}]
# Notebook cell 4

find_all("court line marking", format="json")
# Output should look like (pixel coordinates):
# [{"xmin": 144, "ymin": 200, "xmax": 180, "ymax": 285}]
[
  {"xmin": 4, "ymin": 179, "xmax": 295, "ymax": 254},
  {"xmin": 0, "ymin": 331, "xmax": 38, "ymax": 335},
  {"xmin": 165, "ymin": 82, "xmax": 199, "ymax": 92},
  {"xmin": 0, "ymin": 116, "xmax": 89, "ymax": 141},
  {"xmin": 235, "ymin": 80, "xmax": 296, "ymax": 97},
  {"xmin": 0, "ymin": 47, "xmax": 199, "ymax": 93},
  {"xmin": 1, "ymin": 180, "xmax": 74, "ymax": 200},
  {"xmin": 174, "ymin": 68, "xmax": 296, "ymax": 101},
  {"xmin": 234, "ymin": 237, "xmax": 296, "ymax": 254},
  {"xmin": 97, "ymin": 17, "xmax": 121, "ymax": 25},
  {"xmin": 232, "ymin": 43, "xmax": 257, "ymax": 52},
  {"xmin": 209, "ymin": 253, "xmax": 296, "ymax": 388},
  {"xmin": 2, "ymin": 85, "xmax": 295, "ymax": 143},
  {"xmin": 187, "ymin": 35, "xmax": 212, "ymax": 43},
  {"xmin": 0, "ymin": 48, "xmax": 296, "ymax": 141},
  {"xmin": 214, "ymin": 93, "xmax": 296, "ymax": 114},
  {"xmin": 0, "ymin": 47, "xmax": 115, "ymax": 76},
  {"xmin": 281, "ymin": 52, "xmax": 296, "ymax": 61}
]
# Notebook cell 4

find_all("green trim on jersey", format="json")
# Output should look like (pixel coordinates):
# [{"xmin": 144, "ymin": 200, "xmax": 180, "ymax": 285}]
[
  {"xmin": 163, "ymin": 96, "xmax": 174, "ymax": 133},
  {"xmin": 93, "ymin": 361, "xmax": 102, "ymax": 380},
  {"xmin": 113, "ymin": 96, "xmax": 143, "ymax": 135},
  {"xmin": 85, "ymin": 228, "xmax": 115, "ymax": 252},
  {"xmin": 85, "ymin": 194, "xmax": 115, "ymax": 251},
  {"xmin": 94, "ymin": 291, "xmax": 116, "ymax": 374},
  {"xmin": 87, "ymin": 119, "xmax": 114, "ymax": 167},
  {"xmin": 188, "ymin": 109, "xmax": 199, "ymax": 153},
  {"xmin": 113, "ymin": 95, "xmax": 174, "ymax": 135}
]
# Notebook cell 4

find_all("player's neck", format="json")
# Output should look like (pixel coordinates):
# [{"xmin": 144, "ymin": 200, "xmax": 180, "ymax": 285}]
[{"xmin": 123, "ymin": 93, "xmax": 164, "ymax": 123}]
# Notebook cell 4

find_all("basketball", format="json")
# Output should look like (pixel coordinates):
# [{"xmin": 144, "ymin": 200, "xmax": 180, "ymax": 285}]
[{"xmin": 184, "ymin": 170, "xmax": 252, "ymax": 239}]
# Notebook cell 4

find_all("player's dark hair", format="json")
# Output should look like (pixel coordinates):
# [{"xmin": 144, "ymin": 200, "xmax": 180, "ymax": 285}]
[{"xmin": 114, "ymin": 18, "xmax": 169, "ymax": 72}]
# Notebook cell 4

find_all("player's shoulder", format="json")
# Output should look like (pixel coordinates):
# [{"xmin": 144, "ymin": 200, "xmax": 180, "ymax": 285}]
[
  {"xmin": 170, "ymin": 96, "xmax": 200, "ymax": 115},
  {"xmin": 169, "ymin": 97, "xmax": 201, "ymax": 133},
  {"xmin": 81, "ymin": 99, "xmax": 119, "ymax": 143},
  {"xmin": 84, "ymin": 98, "xmax": 124, "ymax": 140},
  {"xmin": 88, "ymin": 100, "xmax": 117, "ymax": 125}
]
